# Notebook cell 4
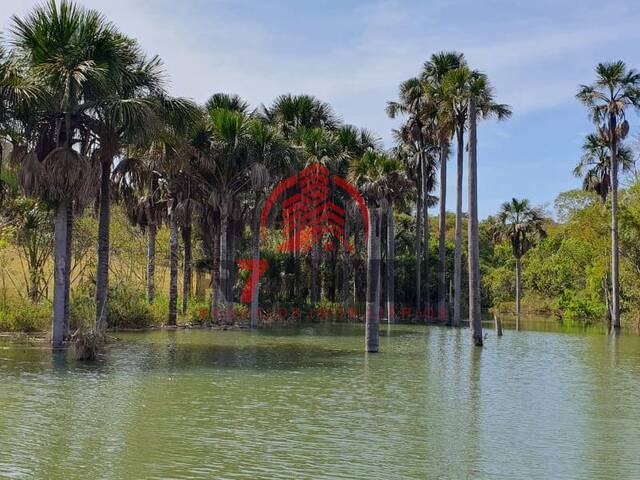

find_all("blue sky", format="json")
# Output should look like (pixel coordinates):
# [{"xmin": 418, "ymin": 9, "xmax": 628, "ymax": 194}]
[{"xmin": 2, "ymin": 0, "xmax": 640, "ymax": 218}]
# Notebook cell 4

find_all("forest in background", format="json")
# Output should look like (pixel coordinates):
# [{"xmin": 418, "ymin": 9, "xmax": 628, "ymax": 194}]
[{"xmin": 1, "ymin": 0, "xmax": 639, "ymax": 347}]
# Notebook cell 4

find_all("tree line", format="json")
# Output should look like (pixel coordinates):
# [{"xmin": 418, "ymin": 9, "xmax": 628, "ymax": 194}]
[{"xmin": 1, "ymin": 1, "xmax": 638, "ymax": 353}]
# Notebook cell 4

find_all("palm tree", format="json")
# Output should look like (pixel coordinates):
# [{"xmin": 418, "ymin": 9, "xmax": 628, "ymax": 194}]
[
  {"xmin": 194, "ymin": 97, "xmax": 253, "ymax": 324},
  {"xmin": 266, "ymin": 94, "xmax": 339, "ymax": 306},
  {"xmin": 495, "ymin": 198, "xmax": 546, "ymax": 320},
  {"xmin": 12, "ymin": 0, "xmax": 124, "ymax": 345},
  {"xmin": 577, "ymin": 61, "xmax": 640, "ymax": 330},
  {"xmin": 422, "ymin": 52, "xmax": 464, "ymax": 322},
  {"xmin": 90, "ymin": 59, "xmax": 191, "ymax": 330},
  {"xmin": 574, "ymin": 133, "xmax": 634, "ymax": 204},
  {"xmin": 246, "ymin": 118, "xmax": 290, "ymax": 327},
  {"xmin": 441, "ymin": 65, "xmax": 470, "ymax": 327},
  {"xmin": 112, "ymin": 151, "xmax": 167, "ymax": 304},
  {"xmin": 467, "ymin": 71, "xmax": 511, "ymax": 346},
  {"xmin": 348, "ymin": 151, "xmax": 388, "ymax": 351},
  {"xmin": 387, "ymin": 77, "xmax": 435, "ymax": 319},
  {"xmin": 573, "ymin": 133, "xmax": 633, "ymax": 327}
]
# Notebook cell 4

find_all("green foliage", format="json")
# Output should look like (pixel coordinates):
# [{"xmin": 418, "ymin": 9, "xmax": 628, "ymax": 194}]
[{"xmin": 0, "ymin": 298, "xmax": 50, "ymax": 332}]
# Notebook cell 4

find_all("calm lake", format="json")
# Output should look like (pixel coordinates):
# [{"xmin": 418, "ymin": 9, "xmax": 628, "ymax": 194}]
[{"xmin": 1, "ymin": 321, "xmax": 640, "ymax": 479}]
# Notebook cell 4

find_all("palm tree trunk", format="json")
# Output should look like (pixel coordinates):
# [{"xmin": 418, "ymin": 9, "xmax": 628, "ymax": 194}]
[
  {"xmin": 609, "ymin": 113, "xmax": 620, "ymax": 330},
  {"xmin": 468, "ymin": 96, "xmax": 483, "ymax": 347},
  {"xmin": 342, "ymin": 217, "xmax": 351, "ymax": 319},
  {"xmin": 515, "ymin": 257, "xmax": 522, "ymax": 318},
  {"xmin": 219, "ymin": 211, "xmax": 232, "ymax": 324},
  {"xmin": 438, "ymin": 145, "xmax": 448, "ymax": 321},
  {"xmin": 147, "ymin": 223, "xmax": 157, "ymax": 304},
  {"xmin": 52, "ymin": 201, "xmax": 68, "ymax": 348},
  {"xmin": 210, "ymin": 221, "xmax": 220, "ymax": 323},
  {"xmin": 95, "ymin": 159, "xmax": 111, "ymax": 331},
  {"xmin": 168, "ymin": 211, "xmax": 178, "ymax": 326},
  {"xmin": 181, "ymin": 208, "xmax": 192, "ymax": 315},
  {"xmin": 415, "ymin": 179, "xmax": 422, "ymax": 320},
  {"xmin": 453, "ymin": 125, "xmax": 464, "ymax": 327},
  {"xmin": 310, "ymin": 240, "xmax": 320, "ymax": 319},
  {"xmin": 386, "ymin": 200, "xmax": 395, "ymax": 323},
  {"xmin": 63, "ymin": 201, "xmax": 73, "ymax": 336},
  {"xmin": 422, "ymin": 154, "xmax": 430, "ymax": 319},
  {"xmin": 250, "ymin": 205, "xmax": 262, "ymax": 328},
  {"xmin": 365, "ymin": 207, "xmax": 381, "ymax": 352}
]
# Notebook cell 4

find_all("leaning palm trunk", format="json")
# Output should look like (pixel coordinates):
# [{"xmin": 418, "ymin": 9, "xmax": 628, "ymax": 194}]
[
  {"xmin": 468, "ymin": 96, "xmax": 483, "ymax": 346},
  {"xmin": 181, "ymin": 209, "xmax": 192, "ymax": 315},
  {"xmin": 147, "ymin": 223, "xmax": 157, "ymax": 304},
  {"xmin": 365, "ymin": 207, "xmax": 381, "ymax": 352},
  {"xmin": 168, "ymin": 210, "xmax": 179, "ymax": 326},
  {"xmin": 453, "ymin": 126, "xmax": 464, "ymax": 327},
  {"xmin": 63, "ymin": 202, "xmax": 73, "ymax": 336},
  {"xmin": 95, "ymin": 160, "xmax": 111, "ymax": 331},
  {"xmin": 437, "ymin": 145, "xmax": 448, "ymax": 321},
  {"xmin": 52, "ymin": 201, "xmax": 69, "ymax": 348},
  {"xmin": 609, "ymin": 112, "xmax": 620, "ymax": 330},
  {"xmin": 386, "ymin": 200, "xmax": 395, "ymax": 323}
]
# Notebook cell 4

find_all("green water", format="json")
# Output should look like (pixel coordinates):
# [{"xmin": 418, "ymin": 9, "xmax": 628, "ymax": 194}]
[{"xmin": 1, "ymin": 322, "xmax": 640, "ymax": 479}]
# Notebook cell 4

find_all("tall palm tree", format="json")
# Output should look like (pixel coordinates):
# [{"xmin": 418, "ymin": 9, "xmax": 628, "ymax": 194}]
[
  {"xmin": 194, "ymin": 98, "xmax": 253, "ymax": 324},
  {"xmin": 422, "ymin": 51, "xmax": 464, "ymax": 322},
  {"xmin": 577, "ymin": 61, "xmax": 640, "ymax": 330},
  {"xmin": 90, "ymin": 60, "xmax": 194, "ymax": 330},
  {"xmin": 246, "ymin": 118, "xmax": 290, "ymax": 327},
  {"xmin": 387, "ymin": 77, "xmax": 435, "ymax": 319},
  {"xmin": 348, "ymin": 151, "xmax": 389, "ymax": 351},
  {"xmin": 467, "ymin": 71, "xmax": 511, "ymax": 346},
  {"xmin": 495, "ymin": 198, "xmax": 546, "ymax": 319},
  {"xmin": 12, "ymin": 0, "xmax": 125, "ymax": 345}
]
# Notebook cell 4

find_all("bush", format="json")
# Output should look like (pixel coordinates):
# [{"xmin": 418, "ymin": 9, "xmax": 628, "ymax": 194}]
[
  {"xmin": 107, "ymin": 285, "xmax": 161, "ymax": 329},
  {"xmin": 0, "ymin": 299, "xmax": 50, "ymax": 332}
]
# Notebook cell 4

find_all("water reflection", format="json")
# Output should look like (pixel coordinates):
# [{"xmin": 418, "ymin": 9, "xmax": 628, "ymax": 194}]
[{"xmin": 0, "ymin": 322, "xmax": 639, "ymax": 479}]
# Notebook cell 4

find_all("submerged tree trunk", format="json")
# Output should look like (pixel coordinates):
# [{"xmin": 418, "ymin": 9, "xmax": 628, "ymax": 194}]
[
  {"xmin": 438, "ymin": 145, "xmax": 448, "ymax": 321},
  {"xmin": 52, "ymin": 201, "xmax": 68, "ymax": 348},
  {"xmin": 386, "ymin": 201, "xmax": 395, "ymax": 323},
  {"xmin": 453, "ymin": 126, "xmax": 464, "ymax": 327},
  {"xmin": 95, "ymin": 159, "xmax": 111, "ymax": 331},
  {"xmin": 147, "ymin": 223, "xmax": 157, "ymax": 304},
  {"xmin": 515, "ymin": 257, "xmax": 522, "ymax": 318},
  {"xmin": 609, "ymin": 112, "xmax": 620, "ymax": 331},
  {"xmin": 168, "ymin": 211, "xmax": 179, "ymax": 326},
  {"xmin": 63, "ymin": 202, "xmax": 73, "ymax": 336},
  {"xmin": 468, "ymin": 96, "xmax": 483, "ymax": 347},
  {"xmin": 365, "ymin": 207, "xmax": 381, "ymax": 352},
  {"xmin": 181, "ymin": 208, "xmax": 192, "ymax": 315}
]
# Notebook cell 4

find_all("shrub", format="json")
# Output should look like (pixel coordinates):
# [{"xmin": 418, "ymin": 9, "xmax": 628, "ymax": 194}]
[
  {"xmin": 107, "ymin": 285, "xmax": 158, "ymax": 329},
  {"xmin": 0, "ymin": 299, "xmax": 50, "ymax": 332}
]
